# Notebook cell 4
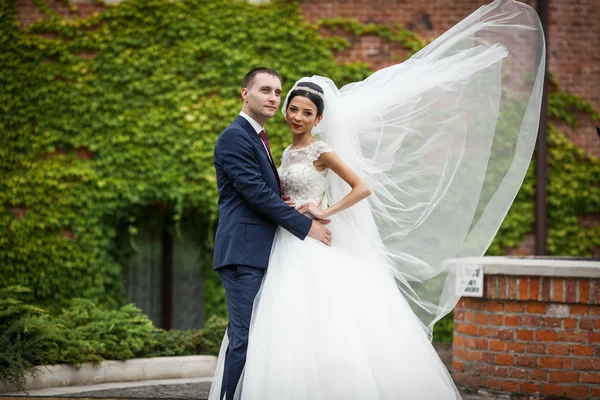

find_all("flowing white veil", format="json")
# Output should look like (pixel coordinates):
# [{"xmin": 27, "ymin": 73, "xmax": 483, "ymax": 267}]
[
  {"xmin": 209, "ymin": 0, "xmax": 545, "ymax": 398},
  {"xmin": 281, "ymin": 0, "xmax": 545, "ymax": 338}
]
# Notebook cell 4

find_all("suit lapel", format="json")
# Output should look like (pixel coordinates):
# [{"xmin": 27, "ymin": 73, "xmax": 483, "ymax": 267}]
[{"xmin": 235, "ymin": 116, "xmax": 281, "ymax": 194}]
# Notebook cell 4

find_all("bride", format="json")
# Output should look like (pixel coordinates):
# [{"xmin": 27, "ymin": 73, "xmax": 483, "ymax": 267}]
[{"xmin": 210, "ymin": 0, "xmax": 545, "ymax": 398}]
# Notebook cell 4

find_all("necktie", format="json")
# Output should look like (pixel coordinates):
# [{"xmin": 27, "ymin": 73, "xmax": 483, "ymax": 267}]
[{"xmin": 258, "ymin": 130, "xmax": 282, "ymax": 194}]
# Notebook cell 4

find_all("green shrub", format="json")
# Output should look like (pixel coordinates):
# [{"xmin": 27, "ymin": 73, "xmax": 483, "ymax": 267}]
[{"xmin": 0, "ymin": 287, "xmax": 228, "ymax": 391}]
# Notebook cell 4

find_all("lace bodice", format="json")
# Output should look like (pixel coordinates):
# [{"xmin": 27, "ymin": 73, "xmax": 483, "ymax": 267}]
[{"xmin": 278, "ymin": 141, "xmax": 333, "ymax": 205}]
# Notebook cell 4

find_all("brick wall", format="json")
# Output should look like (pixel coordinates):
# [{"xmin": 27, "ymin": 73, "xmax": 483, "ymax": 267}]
[
  {"xmin": 16, "ymin": 0, "xmax": 105, "ymax": 28},
  {"xmin": 453, "ymin": 275, "xmax": 600, "ymax": 399},
  {"xmin": 301, "ymin": 0, "xmax": 600, "ymax": 159}
]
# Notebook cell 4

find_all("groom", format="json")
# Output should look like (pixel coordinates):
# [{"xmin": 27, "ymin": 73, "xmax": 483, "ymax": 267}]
[{"xmin": 213, "ymin": 67, "xmax": 332, "ymax": 400}]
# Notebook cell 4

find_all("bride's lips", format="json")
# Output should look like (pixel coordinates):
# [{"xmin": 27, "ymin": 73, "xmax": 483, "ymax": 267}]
[{"xmin": 292, "ymin": 123, "xmax": 301, "ymax": 129}]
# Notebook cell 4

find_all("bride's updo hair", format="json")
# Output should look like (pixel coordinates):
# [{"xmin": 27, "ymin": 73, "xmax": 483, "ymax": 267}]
[{"xmin": 287, "ymin": 82, "xmax": 325, "ymax": 117}]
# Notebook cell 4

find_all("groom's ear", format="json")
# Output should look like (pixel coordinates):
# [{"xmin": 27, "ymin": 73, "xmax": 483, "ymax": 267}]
[{"xmin": 241, "ymin": 87, "xmax": 249, "ymax": 101}]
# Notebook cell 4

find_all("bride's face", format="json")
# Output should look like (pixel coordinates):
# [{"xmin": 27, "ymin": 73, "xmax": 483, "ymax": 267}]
[{"xmin": 285, "ymin": 96, "xmax": 323, "ymax": 136}]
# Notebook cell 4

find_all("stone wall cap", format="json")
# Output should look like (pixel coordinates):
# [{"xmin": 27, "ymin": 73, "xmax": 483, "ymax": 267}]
[{"xmin": 448, "ymin": 256, "xmax": 600, "ymax": 278}]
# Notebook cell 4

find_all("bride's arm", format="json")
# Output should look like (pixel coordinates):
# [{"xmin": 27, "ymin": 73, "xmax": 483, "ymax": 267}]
[{"xmin": 300, "ymin": 151, "xmax": 371, "ymax": 219}]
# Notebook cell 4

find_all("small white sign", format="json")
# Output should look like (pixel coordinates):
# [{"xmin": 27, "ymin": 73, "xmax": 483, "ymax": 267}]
[{"xmin": 456, "ymin": 264, "xmax": 484, "ymax": 297}]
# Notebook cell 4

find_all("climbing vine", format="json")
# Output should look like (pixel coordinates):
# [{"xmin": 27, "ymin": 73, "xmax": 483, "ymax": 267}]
[{"xmin": 0, "ymin": 0, "xmax": 598, "ymax": 329}]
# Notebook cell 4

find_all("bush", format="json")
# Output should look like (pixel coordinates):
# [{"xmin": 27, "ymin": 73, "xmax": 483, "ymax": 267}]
[{"xmin": 0, "ymin": 286, "xmax": 228, "ymax": 391}]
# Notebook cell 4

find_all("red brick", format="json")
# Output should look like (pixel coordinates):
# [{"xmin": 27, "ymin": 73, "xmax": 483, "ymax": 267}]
[
  {"xmin": 475, "ymin": 313, "xmax": 489, "ymax": 324},
  {"xmin": 454, "ymin": 335, "xmax": 464, "ymax": 347},
  {"xmin": 465, "ymin": 311, "xmax": 475, "ymax": 322},
  {"xmin": 541, "ymin": 317, "xmax": 561, "ymax": 328},
  {"xmin": 517, "ymin": 329, "xmax": 534, "ymax": 341},
  {"xmin": 506, "ymin": 342, "xmax": 525, "ymax": 353},
  {"xmin": 572, "ymin": 345, "xmax": 595, "ymax": 356},
  {"xmin": 573, "ymin": 358, "xmax": 600, "ymax": 371},
  {"xmin": 539, "ymin": 357, "xmax": 572, "ymax": 369},
  {"xmin": 509, "ymin": 367, "xmax": 529, "ymax": 379},
  {"xmin": 518, "ymin": 315, "xmax": 540, "ymax": 327},
  {"xmin": 520, "ymin": 382, "xmax": 540, "ymax": 394},
  {"xmin": 526, "ymin": 302, "xmax": 547, "ymax": 314},
  {"xmin": 541, "ymin": 278, "xmax": 551, "ymax": 301},
  {"xmin": 519, "ymin": 277, "xmax": 529, "ymax": 301},
  {"xmin": 482, "ymin": 352, "xmax": 496, "ymax": 364},
  {"xmin": 592, "ymin": 306, "xmax": 600, "ymax": 316},
  {"xmin": 506, "ymin": 302, "xmax": 525, "ymax": 313},
  {"xmin": 536, "ymin": 330, "xmax": 557, "ymax": 342},
  {"xmin": 490, "ymin": 314, "xmax": 503, "ymax": 325},
  {"xmin": 553, "ymin": 279, "xmax": 565, "ymax": 302},
  {"xmin": 549, "ymin": 371, "xmax": 580, "ymax": 383},
  {"xmin": 486, "ymin": 301, "xmax": 504, "ymax": 312},
  {"xmin": 526, "ymin": 343, "xmax": 546, "ymax": 354},
  {"xmin": 542, "ymin": 383, "xmax": 564, "ymax": 396},
  {"xmin": 504, "ymin": 316, "xmax": 518, "ymax": 326},
  {"xmin": 469, "ymin": 350, "xmax": 483, "ymax": 362},
  {"xmin": 496, "ymin": 354, "xmax": 515, "ymax": 366},
  {"xmin": 489, "ymin": 276, "xmax": 499, "ymax": 299},
  {"xmin": 501, "ymin": 380, "xmax": 519, "ymax": 393},
  {"xmin": 465, "ymin": 324, "xmax": 478, "ymax": 335},
  {"xmin": 489, "ymin": 366, "xmax": 507, "ymax": 377},
  {"xmin": 516, "ymin": 355, "xmax": 538, "ymax": 368},
  {"xmin": 531, "ymin": 370, "xmax": 548, "ymax": 381},
  {"xmin": 475, "ymin": 338, "xmax": 489, "ymax": 350},
  {"xmin": 571, "ymin": 305, "xmax": 590, "ymax": 315},
  {"xmin": 582, "ymin": 372, "xmax": 600, "ymax": 384},
  {"xmin": 530, "ymin": 277, "xmax": 540, "ymax": 301},
  {"xmin": 547, "ymin": 343, "xmax": 571, "ymax": 356},
  {"xmin": 593, "ymin": 387, "xmax": 600, "ymax": 398},
  {"xmin": 452, "ymin": 360, "xmax": 464, "ymax": 372},
  {"xmin": 484, "ymin": 378, "xmax": 501, "ymax": 390},
  {"xmin": 564, "ymin": 385, "xmax": 590, "ymax": 398},
  {"xmin": 508, "ymin": 277, "xmax": 518, "ymax": 299},
  {"xmin": 589, "ymin": 332, "xmax": 600, "ymax": 344},
  {"xmin": 557, "ymin": 331, "xmax": 587, "ymax": 343},
  {"xmin": 464, "ymin": 337, "xmax": 475, "ymax": 348},
  {"xmin": 498, "ymin": 277, "xmax": 508, "ymax": 300},
  {"xmin": 579, "ymin": 318, "xmax": 593, "ymax": 330},
  {"xmin": 483, "ymin": 327, "xmax": 498, "ymax": 337},
  {"xmin": 490, "ymin": 340, "xmax": 505, "ymax": 351},
  {"xmin": 566, "ymin": 279, "xmax": 577, "ymax": 303},
  {"xmin": 498, "ymin": 329, "xmax": 514, "ymax": 340},
  {"xmin": 579, "ymin": 280, "xmax": 590, "ymax": 303},
  {"xmin": 564, "ymin": 318, "xmax": 577, "ymax": 329}
]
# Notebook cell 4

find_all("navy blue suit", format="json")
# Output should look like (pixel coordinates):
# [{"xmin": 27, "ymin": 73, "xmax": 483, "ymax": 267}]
[{"xmin": 213, "ymin": 115, "xmax": 312, "ymax": 399}]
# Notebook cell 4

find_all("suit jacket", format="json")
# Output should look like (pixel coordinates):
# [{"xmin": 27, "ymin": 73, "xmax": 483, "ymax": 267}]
[{"xmin": 213, "ymin": 115, "xmax": 312, "ymax": 269}]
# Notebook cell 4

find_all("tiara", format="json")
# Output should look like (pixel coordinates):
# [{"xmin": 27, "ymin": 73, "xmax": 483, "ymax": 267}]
[{"xmin": 294, "ymin": 85, "xmax": 324, "ymax": 98}]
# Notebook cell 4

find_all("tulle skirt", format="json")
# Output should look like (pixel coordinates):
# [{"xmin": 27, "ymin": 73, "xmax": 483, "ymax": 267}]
[{"xmin": 210, "ymin": 219, "xmax": 462, "ymax": 400}]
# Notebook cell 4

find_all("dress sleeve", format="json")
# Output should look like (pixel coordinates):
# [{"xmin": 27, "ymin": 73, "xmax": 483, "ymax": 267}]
[{"xmin": 306, "ymin": 141, "xmax": 333, "ymax": 163}]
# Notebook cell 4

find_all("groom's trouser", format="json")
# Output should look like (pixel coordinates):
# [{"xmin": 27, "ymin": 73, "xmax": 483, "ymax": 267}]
[{"xmin": 218, "ymin": 264, "xmax": 264, "ymax": 400}]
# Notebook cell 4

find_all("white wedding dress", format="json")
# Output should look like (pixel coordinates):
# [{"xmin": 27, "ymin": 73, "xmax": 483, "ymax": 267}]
[
  {"xmin": 209, "ymin": 1, "xmax": 545, "ymax": 398},
  {"xmin": 232, "ymin": 141, "xmax": 462, "ymax": 399}
]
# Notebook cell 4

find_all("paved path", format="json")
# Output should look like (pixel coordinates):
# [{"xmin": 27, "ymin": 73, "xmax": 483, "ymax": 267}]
[{"xmin": 0, "ymin": 378, "xmax": 505, "ymax": 400}]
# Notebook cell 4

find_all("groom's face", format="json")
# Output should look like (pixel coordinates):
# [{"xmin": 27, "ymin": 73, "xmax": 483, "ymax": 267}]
[{"xmin": 241, "ymin": 73, "xmax": 282, "ymax": 124}]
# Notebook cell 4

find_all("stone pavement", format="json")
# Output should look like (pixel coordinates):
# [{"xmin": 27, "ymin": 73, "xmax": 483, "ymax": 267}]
[{"xmin": 0, "ymin": 378, "xmax": 506, "ymax": 400}]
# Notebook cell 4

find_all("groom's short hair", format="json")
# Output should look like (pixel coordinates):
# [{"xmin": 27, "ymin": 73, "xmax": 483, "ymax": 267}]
[{"xmin": 242, "ymin": 67, "xmax": 282, "ymax": 89}]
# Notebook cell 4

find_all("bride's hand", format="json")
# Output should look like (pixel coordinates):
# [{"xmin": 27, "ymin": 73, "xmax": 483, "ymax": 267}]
[{"xmin": 298, "ymin": 203, "xmax": 330, "ymax": 222}]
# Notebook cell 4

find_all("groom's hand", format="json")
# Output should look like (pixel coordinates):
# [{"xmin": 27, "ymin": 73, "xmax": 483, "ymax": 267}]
[
  {"xmin": 282, "ymin": 194, "xmax": 295, "ymax": 207},
  {"xmin": 308, "ymin": 220, "xmax": 332, "ymax": 246}
]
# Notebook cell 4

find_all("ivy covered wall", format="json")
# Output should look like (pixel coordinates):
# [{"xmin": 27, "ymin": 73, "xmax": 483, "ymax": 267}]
[{"xmin": 1, "ymin": 0, "xmax": 598, "ymax": 324}]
